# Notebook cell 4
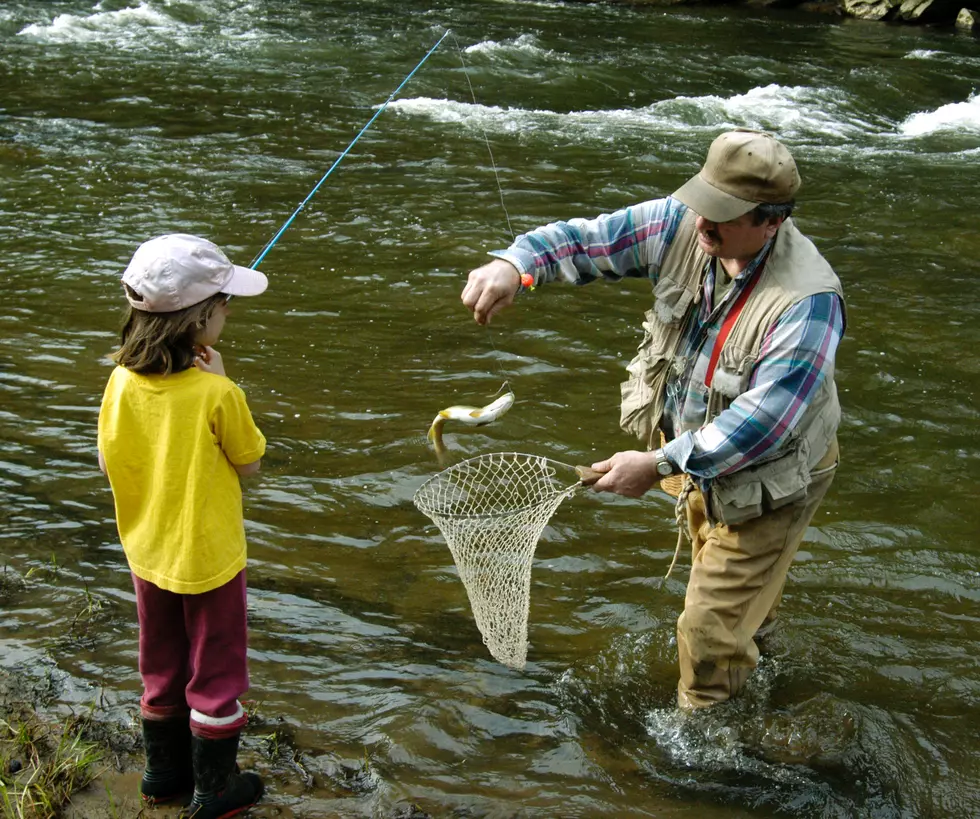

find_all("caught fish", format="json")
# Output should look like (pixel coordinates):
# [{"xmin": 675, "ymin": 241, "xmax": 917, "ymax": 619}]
[{"xmin": 428, "ymin": 384, "xmax": 516, "ymax": 464}]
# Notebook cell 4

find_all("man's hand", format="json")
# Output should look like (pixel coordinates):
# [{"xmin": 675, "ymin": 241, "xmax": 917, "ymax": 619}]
[
  {"xmin": 589, "ymin": 450, "xmax": 659, "ymax": 498},
  {"xmin": 461, "ymin": 259, "xmax": 521, "ymax": 325},
  {"xmin": 194, "ymin": 345, "xmax": 226, "ymax": 377}
]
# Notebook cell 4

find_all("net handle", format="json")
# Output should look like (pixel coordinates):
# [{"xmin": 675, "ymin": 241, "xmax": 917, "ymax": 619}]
[{"xmin": 574, "ymin": 465, "xmax": 604, "ymax": 486}]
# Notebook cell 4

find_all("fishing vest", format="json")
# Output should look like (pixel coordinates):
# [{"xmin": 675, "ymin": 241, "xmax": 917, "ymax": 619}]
[{"xmin": 619, "ymin": 210, "xmax": 845, "ymax": 525}]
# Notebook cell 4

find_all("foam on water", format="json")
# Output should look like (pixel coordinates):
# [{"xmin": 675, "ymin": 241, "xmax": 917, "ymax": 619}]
[
  {"xmin": 391, "ymin": 82, "xmax": 879, "ymax": 145},
  {"xmin": 15, "ymin": 0, "xmax": 267, "ymax": 48},
  {"xmin": 900, "ymin": 92, "xmax": 980, "ymax": 136},
  {"xmin": 482, "ymin": 0, "xmax": 570, "ymax": 8},
  {"xmin": 464, "ymin": 33, "xmax": 569, "ymax": 62},
  {"xmin": 694, "ymin": 83, "xmax": 875, "ymax": 139},
  {"xmin": 17, "ymin": 1, "xmax": 179, "ymax": 44}
]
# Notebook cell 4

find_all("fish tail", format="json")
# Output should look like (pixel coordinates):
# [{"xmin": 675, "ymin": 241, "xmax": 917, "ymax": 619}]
[{"xmin": 427, "ymin": 415, "xmax": 449, "ymax": 464}]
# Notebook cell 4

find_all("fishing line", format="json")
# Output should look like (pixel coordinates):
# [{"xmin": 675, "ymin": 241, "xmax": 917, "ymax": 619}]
[
  {"xmin": 246, "ymin": 28, "xmax": 452, "ymax": 272},
  {"xmin": 450, "ymin": 33, "xmax": 515, "ymax": 242},
  {"xmin": 449, "ymin": 33, "xmax": 517, "ymax": 387}
]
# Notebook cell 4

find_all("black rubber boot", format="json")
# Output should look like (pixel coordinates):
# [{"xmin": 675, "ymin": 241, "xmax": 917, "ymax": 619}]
[
  {"xmin": 182, "ymin": 732, "xmax": 263, "ymax": 819},
  {"xmin": 140, "ymin": 716, "xmax": 193, "ymax": 805}
]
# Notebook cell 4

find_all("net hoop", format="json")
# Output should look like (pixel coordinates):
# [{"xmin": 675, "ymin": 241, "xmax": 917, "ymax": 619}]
[{"xmin": 413, "ymin": 451, "xmax": 583, "ymax": 521}]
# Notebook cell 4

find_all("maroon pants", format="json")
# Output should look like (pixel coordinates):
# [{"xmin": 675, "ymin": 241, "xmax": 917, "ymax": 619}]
[{"xmin": 133, "ymin": 570, "xmax": 249, "ymax": 738}]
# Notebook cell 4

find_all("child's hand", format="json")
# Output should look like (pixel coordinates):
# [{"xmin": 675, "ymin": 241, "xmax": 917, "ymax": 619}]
[{"xmin": 194, "ymin": 345, "xmax": 226, "ymax": 376}]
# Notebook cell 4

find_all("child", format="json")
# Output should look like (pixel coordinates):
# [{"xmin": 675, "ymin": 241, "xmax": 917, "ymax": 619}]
[{"xmin": 97, "ymin": 234, "xmax": 268, "ymax": 818}]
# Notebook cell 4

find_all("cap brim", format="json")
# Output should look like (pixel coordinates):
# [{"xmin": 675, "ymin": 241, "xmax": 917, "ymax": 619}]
[
  {"xmin": 223, "ymin": 265, "xmax": 268, "ymax": 298},
  {"xmin": 671, "ymin": 174, "xmax": 758, "ymax": 223}
]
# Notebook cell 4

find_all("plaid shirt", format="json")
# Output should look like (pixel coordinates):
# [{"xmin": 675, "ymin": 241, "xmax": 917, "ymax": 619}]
[{"xmin": 490, "ymin": 197, "xmax": 844, "ymax": 480}]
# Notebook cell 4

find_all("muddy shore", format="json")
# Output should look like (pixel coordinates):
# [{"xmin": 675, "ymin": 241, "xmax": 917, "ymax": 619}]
[{"xmin": 0, "ymin": 664, "xmax": 432, "ymax": 818}]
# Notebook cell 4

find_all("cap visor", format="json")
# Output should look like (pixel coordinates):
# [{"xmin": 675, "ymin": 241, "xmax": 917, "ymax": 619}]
[
  {"xmin": 671, "ymin": 175, "xmax": 757, "ymax": 223},
  {"xmin": 223, "ymin": 265, "xmax": 269, "ymax": 298}
]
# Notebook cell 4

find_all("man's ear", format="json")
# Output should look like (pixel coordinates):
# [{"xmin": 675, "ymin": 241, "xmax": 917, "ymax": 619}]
[{"xmin": 764, "ymin": 216, "xmax": 785, "ymax": 240}]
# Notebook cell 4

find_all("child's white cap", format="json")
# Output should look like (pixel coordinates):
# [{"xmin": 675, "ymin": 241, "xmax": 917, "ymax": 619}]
[{"xmin": 121, "ymin": 234, "xmax": 268, "ymax": 312}]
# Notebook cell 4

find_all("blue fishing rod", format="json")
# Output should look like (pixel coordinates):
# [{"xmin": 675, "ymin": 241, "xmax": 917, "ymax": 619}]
[{"xmin": 246, "ymin": 28, "xmax": 452, "ymax": 271}]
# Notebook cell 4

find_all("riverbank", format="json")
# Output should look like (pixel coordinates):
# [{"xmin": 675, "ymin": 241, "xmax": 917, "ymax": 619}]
[
  {"xmin": 0, "ymin": 664, "xmax": 133, "ymax": 819},
  {"xmin": 0, "ymin": 563, "xmax": 436, "ymax": 819},
  {"xmin": 0, "ymin": 662, "xmax": 291, "ymax": 818},
  {"xmin": 0, "ymin": 662, "xmax": 437, "ymax": 818},
  {"xmin": 594, "ymin": 0, "xmax": 980, "ymax": 27}
]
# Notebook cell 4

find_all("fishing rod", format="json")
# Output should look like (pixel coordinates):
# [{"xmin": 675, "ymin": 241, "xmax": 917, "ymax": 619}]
[{"xmin": 245, "ymin": 28, "xmax": 452, "ymax": 272}]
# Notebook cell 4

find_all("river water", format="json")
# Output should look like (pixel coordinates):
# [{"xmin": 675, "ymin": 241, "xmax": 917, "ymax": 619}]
[{"xmin": 2, "ymin": 1, "xmax": 979, "ymax": 816}]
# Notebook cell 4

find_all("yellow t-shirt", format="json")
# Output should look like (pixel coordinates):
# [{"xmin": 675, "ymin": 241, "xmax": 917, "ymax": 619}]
[{"xmin": 97, "ymin": 366, "xmax": 266, "ymax": 594}]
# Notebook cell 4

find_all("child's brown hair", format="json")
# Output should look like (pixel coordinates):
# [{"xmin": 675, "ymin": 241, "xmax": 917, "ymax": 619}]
[{"xmin": 111, "ymin": 287, "xmax": 227, "ymax": 375}]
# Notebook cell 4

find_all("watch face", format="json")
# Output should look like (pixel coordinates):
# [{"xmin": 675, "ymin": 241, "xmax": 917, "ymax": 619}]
[{"xmin": 657, "ymin": 460, "xmax": 672, "ymax": 476}]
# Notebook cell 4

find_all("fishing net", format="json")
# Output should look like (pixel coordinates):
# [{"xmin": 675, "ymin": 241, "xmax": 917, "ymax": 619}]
[{"xmin": 413, "ymin": 452, "xmax": 594, "ymax": 669}]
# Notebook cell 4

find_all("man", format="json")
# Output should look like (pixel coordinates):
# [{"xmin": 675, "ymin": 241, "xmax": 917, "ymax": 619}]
[{"xmin": 460, "ymin": 129, "xmax": 845, "ymax": 710}]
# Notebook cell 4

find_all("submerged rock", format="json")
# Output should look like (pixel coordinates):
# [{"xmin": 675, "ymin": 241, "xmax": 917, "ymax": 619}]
[
  {"xmin": 841, "ymin": 0, "xmax": 898, "ymax": 19},
  {"xmin": 957, "ymin": 6, "xmax": 980, "ymax": 28}
]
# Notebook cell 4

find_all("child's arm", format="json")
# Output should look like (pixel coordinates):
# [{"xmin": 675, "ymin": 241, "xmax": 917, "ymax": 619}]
[
  {"xmin": 234, "ymin": 459, "xmax": 261, "ymax": 478},
  {"xmin": 213, "ymin": 377, "xmax": 266, "ymax": 479}
]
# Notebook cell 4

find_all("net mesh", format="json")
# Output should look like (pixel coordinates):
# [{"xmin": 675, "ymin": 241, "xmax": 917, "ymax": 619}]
[{"xmin": 413, "ymin": 452, "xmax": 583, "ymax": 669}]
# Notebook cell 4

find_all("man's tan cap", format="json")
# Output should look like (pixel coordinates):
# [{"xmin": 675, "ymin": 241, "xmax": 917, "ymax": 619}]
[{"xmin": 671, "ymin": 129, "xmax": 800, "ymax": 223}]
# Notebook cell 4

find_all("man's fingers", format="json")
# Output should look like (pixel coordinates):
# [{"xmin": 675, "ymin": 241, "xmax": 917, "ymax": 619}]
[
  {"xmin": 484, "ymin": 293, "xmax": 514, "ymax": 325},
  {"xmin": 473, "ymin": 289, "xmax": 501, "ymax": 325},
  {"xmin": 461, "ymin": 279, "xmax": 478, "ymax": 308}
]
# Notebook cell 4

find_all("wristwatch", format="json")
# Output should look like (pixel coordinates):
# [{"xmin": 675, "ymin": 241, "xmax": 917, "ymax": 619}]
[{"xmin": 652, "ymin": 448, "xmax": 675, "ymax": 477}]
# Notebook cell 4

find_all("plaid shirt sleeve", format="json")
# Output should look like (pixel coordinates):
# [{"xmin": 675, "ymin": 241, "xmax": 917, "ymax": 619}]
[
  {"xmin": 663, "ymin": 291, "xmax": 844, "ymax": 478},
  {"xmin": 488, "ymin": 197, "xmax": 687, "ymax": 284}
]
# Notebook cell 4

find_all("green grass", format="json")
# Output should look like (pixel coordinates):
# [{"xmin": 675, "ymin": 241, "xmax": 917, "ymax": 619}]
[{"xmin": 0, "ymin": 712, "xmax": 106, "ymax": 819}]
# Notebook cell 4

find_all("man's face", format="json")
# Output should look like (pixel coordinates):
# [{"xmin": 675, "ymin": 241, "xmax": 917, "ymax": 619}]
[{"xmin": 694, "ymin": 212, "xmax": 782, "ymax": 261}]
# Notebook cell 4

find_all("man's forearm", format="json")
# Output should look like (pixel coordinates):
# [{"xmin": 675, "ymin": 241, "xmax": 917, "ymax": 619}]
[{"xmin": 489, "ymin": 197, "xmax": 682, "ymax": 287}]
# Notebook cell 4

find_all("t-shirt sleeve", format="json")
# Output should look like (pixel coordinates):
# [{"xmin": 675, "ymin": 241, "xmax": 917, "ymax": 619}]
[
  {"xmin": 213, "ymin": 383, "xmax": 266, "ymax": 465},
  {"xmin": 97, "ymin": 367, "xmax": 121, "ymax": 455}
]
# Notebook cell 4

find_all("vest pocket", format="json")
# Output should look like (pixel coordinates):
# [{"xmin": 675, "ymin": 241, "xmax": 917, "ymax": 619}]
[
  {"xmin": 707, "ymin": 439, "xmax": 811, "ymax": 526},
  {"xmin": 619, "ymin": 353, "xmax": 666, "ymax": 447},
  {"xmin": 619, "ymin": 307, "xmax": 676, "ymax": 447}
]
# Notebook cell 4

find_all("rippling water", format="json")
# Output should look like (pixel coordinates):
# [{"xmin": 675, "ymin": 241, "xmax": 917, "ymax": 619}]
[{"xmin": 2, "ymin": 1, "xmax": 979, "ymax": 816}]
